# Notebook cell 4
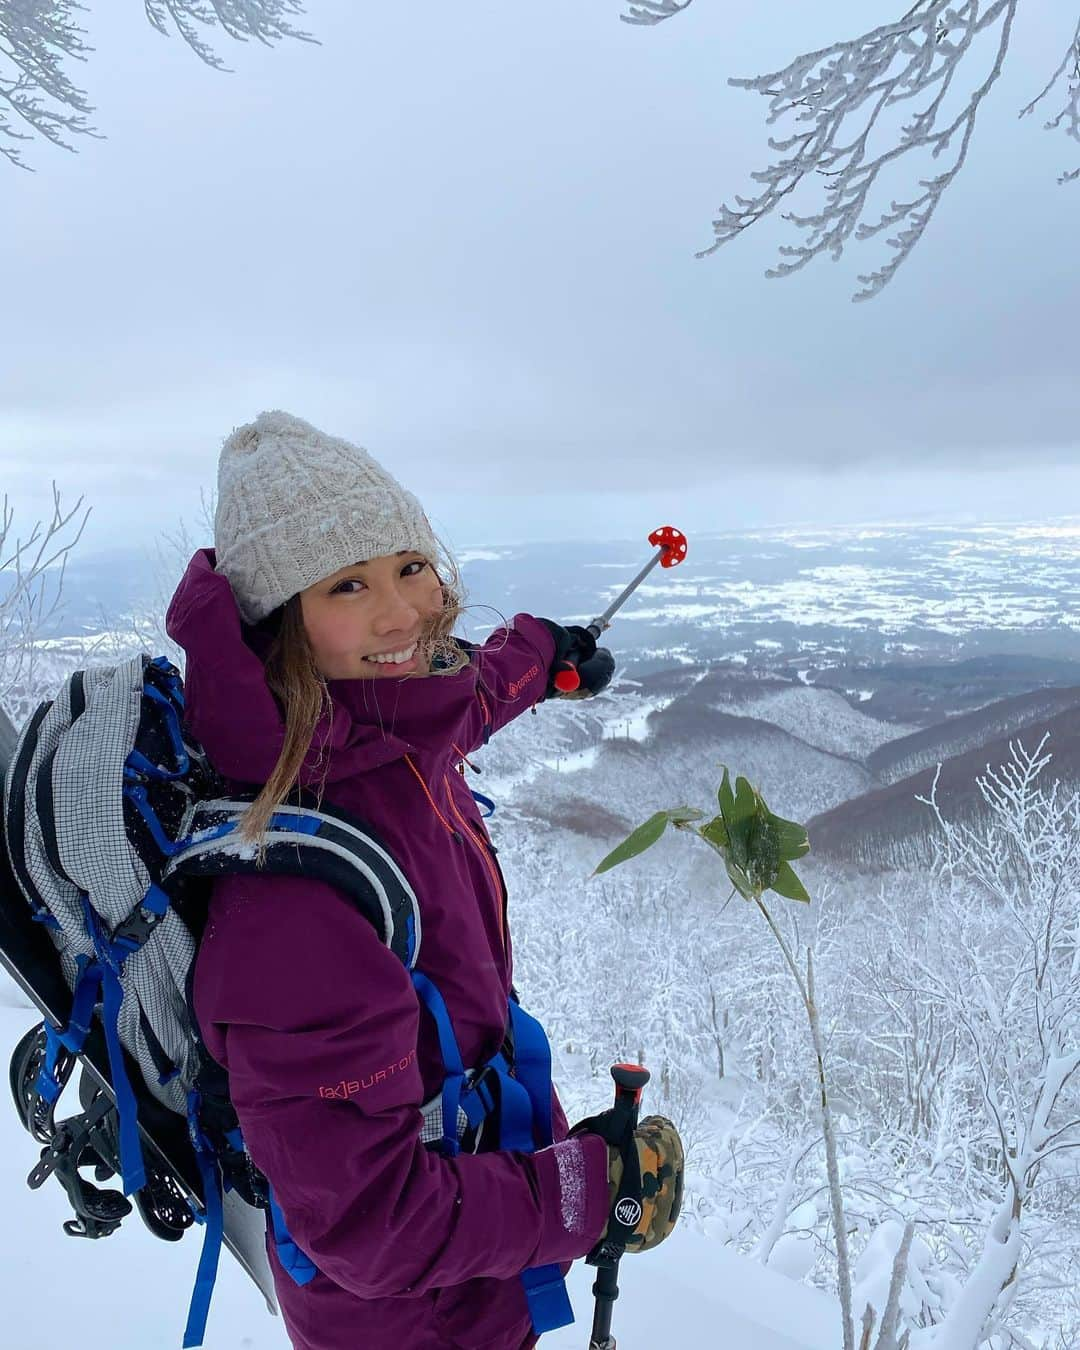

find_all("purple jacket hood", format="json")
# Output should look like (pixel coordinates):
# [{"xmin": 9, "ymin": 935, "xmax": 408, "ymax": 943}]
[{"xmin": 166, "ymin": 547, "xmax": 476, "ymax": 785}]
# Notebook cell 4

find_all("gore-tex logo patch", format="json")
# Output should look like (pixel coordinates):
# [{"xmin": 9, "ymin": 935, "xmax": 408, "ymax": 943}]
[
  {"xmin": 508, "ymin": 664, "xmax": 540, "ymax": 698},
  {"xmin": 319, "ymin": 1049, "xmax": 416, "ymax": 1099}
]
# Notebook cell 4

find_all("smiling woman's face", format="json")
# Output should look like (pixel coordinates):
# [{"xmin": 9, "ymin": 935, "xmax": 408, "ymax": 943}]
[{"xmin": 298, "ymin": 550, "xmax": 445, "ymax": 680}]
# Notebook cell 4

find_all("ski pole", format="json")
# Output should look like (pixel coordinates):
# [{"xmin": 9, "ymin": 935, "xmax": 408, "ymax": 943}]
[
  {"xmin": 586, "ymin": 1063, "xmax": 651, "ymax": 1350},
  {"xmin": 552, "ymin": 526, "xmax": 687, "ymax": 694}
]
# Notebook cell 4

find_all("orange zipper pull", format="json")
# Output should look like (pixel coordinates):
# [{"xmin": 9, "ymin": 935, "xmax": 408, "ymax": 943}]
[{"xmin": 452, "ymin": 743, "xmax": 482, "ymax": 774}]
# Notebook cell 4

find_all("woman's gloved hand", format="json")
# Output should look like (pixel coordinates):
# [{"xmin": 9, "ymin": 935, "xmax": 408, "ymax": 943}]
[
  {"xmin": 570, "ymin": 1110, "xmax": 684, "ymax": 1256},
  {"xmin": 535, "ymin": 618, "xmax": 615, "ymax": 700}
]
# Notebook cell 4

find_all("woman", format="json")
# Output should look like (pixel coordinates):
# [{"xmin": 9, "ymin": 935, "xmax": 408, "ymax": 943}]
[{"xmin": 165, "ymin": 410, "xmax": 683, "ymax": 1349}]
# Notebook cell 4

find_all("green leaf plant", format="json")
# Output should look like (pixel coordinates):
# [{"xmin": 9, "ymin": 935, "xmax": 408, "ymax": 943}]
[
  {"xmin": 594, "ymin": 767, "xmax": 810, "ymax": 905},
  {"xmin": 594, "ymin": 768, "xmax": 861, "ymax": 1350}
]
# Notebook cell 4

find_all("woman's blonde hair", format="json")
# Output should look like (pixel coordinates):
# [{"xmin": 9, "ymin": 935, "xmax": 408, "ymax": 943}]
[{"xmin": 238, "ymin": 544, "xmax": 469, "ymax": 852}]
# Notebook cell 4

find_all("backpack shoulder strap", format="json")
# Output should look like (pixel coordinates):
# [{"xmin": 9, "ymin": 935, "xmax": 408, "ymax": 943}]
[{"xmin": 165, "ymin": 793, "xmax": 422, "ymax": 970}]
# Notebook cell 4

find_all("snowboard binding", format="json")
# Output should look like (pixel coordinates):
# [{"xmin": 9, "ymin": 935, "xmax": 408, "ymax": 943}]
[
  {"xmin": 9, "ymin": 1018, "xmax": 75, "ymax": 1143},
  {"xmin": 9, "ymin": 1021, "xmax": 195, "ymax": 1243}
]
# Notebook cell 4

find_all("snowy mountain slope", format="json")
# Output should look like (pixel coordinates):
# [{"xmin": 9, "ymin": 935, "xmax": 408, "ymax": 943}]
[
  {"xmin": 625, "ymin": 664, "xmax": 712, "ymax": 699},
  {"xmin": 517, "ymin": 792, "xmax": 635, "ymax": 841},
  {"xmin": 867, "ymin": 682, "xmax": 1080, "ymax": 785},
  {"xmin": 641, "ymin": 710, "xmax": 872, "ymax": 822},
  {"xmin": 471, "ymin": 668, "xmax": 880, "ymax": 850},
  {"xmin": 506, "ymin": 721, "xmax": 871, "ymax": 847},
  {"xmin": 808, "ymin": 702, "xmax": 1080, "ymax": 869},
  {"xmin": 714, "ymin": 682, "xmax": 918, "ymax": 760},
  {"xmin": 813, "ymin": 653, "xmax": 1080, "ymax": 727}
]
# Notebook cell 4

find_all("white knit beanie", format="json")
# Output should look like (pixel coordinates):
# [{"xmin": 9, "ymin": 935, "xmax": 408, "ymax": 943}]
[{"xmin": 213, "ymin": 410, "xmax": 443, "ymax": 625}]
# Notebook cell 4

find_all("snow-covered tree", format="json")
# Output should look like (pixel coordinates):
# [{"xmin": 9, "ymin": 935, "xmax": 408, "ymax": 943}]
[
  {"xmin": 0, "ymin": 484, "xmax": 89, "ymax": 721},
  {"xmin": 904, "ymin": 740, "xmax": 1080, "ymax": 1347},
  {"xmin": 0, "ymin": 1, "xmax": 312, "ymax": 169},
  {"xmin": 505, "ymin": 706, "xmax": 1080, "ymax": 1344},
  {"xmin": 126, "ymin": 488, "xmax": 217, "ymax": 671},
  {"xmin": 623, "ymin": 2, "xmax": 1080, "ymax": 299}
]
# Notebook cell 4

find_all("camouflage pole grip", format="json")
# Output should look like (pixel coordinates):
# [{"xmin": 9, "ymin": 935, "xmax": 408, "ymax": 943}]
[{"xmin": 587, "ymin": 1063, "xmax": 650, "ymax": 1350}]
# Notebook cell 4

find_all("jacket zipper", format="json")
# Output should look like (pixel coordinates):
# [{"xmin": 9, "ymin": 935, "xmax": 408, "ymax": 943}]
[
  {"xmin": 443, "ymin": 773, "xmax": 508, "ymax": 957},
  {"xmin": 401, "ymin": 754, "xmax": 508, "ymax": 958},
  {"xmin": 476, "ymin": 680, "xmax": 493, "ymax": 744}
]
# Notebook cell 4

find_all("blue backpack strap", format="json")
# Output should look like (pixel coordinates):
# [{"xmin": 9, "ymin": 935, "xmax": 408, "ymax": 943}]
[
  {"xmin": 34, "ymin": 1022, "xmax": 70, "ymax": 1105},
  {"xmin": 182, "ymin": 1091, "xmax": 225, "ymax": 1349},
  {"xmin": 97, "ymin": 946, "xmax": 146, "ymax": 1193},
  {"xmin": 470, "ymin": 790, "xmax": 496, "ymax": 818},
  {"xmin": 424, "ymin": 988, "xmax": 574, "ymax": 1337},
  {"xmin": 410, "ymin": 972, "xmax": 468, "ymax": 1157},
  {"xmin": 484, "ymin": 1000, "xmax": 574, "ymax": 1336},
  {"xmin": 504, "ymin": 1001, "xmax": 555, "ymax": 1147},
  {"xmin": 520, "ymin": 1265, "xmax": 576, "ymax": 1338},
  {"xmin": 63, "ymin": 899, "xmax": 149, "ymax": 1194},
  {"xmin": 267, "ymin": 1188, "xmax": 318, "ymax": 1287},
  {"xmin": 34, "ymin": 940, "xmax": 145, "ymax": 1196}
]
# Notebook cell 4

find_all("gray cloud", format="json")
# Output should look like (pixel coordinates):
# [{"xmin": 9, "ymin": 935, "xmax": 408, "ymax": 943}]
[{"xmin": 2, "ymin": 1, "xmax": 1076, "ymax": 552}]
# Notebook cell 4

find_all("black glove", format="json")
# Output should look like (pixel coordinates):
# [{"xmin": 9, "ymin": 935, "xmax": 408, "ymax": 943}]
[
  {"xmin": 569, "ymin": 1109, "xmax": 684, "ymax": 1258},
  {"xmin": 536, "ymin": 618, "xmax": 615, "ymax": 700}
]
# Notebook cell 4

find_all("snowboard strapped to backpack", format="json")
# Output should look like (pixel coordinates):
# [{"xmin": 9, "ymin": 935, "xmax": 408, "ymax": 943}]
[{"xmin": 2, "ymin": 654, "xmax": 573, "ymax": 1345}]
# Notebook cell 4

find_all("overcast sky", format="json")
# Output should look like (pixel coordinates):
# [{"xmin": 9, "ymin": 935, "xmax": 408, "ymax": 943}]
[{"xmin": 2, "ymin": 1, "xmax": 1078, "ymax": 556}]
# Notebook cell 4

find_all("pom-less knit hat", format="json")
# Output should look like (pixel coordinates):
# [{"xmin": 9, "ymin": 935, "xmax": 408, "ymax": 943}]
[{"xmin": 213, "ymin": 410, "xmax": 443, "ymax": 625}]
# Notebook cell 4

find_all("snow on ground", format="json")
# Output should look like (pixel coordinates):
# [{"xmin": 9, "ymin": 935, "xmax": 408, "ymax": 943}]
[
  {"xmin": 0, "ymin": 997, "xmax": 838, "ymax": 1350},
  {"xmin": 549, "ymin": 1228, "xmax": 838, "ymax": 1350}
]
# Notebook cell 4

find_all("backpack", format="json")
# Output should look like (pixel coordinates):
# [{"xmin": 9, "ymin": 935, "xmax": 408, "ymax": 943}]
[{"xmin": 1, "ymin": 654, "xmax": 573, "ymax": 1345}]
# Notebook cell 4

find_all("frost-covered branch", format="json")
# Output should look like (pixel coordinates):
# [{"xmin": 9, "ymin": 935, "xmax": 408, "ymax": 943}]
[
  {"xmin": 907, "ymin": 740, "xmax": 1080, "ymax": 1345},
  {"xmin": 625, "ymin": 2, "xmax": 1080, "ymax": 298},
  {"xmin": 703, "ymin": 0, "xmax": 1023, "ymax": 302},
  {"xmin": 1019, "ymin": 14, "xmax": 1080, "ymax": 184},
  {"xmin": 0, "ymin": 484, "xmax": 90, "ymax": 715},
  {"xmin": 620, "ymin": 0, "xmax": 695, "ymax": 26},
  {"xmin": 868, "ymin": 1219, "xmax": 914, "ymax": 1350},
  {"xmin": 0, "ymin": 1, "xmax": 312, "ymax": 169},
  {"xmin": 806, "ymin": 944, "xmax": 856, "ymax": 1350},
  {"xmin": 142, "ymin": 1, "xmax": 313, "ymax": 69},
  {"xmin": 0, "ymin": 0, "xmax": 96, "ymax": 167}
]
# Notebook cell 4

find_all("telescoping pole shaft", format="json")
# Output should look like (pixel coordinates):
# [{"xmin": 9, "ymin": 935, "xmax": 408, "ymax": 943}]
[{"xmin": 585, "ymin": 547, "xmax": 667, "ymax": 637}]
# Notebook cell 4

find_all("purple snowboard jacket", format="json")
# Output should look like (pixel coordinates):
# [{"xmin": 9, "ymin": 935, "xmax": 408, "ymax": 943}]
[{"xmin": 166, "ymin": 551, "xmax": 609, "ymax": 1350}]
